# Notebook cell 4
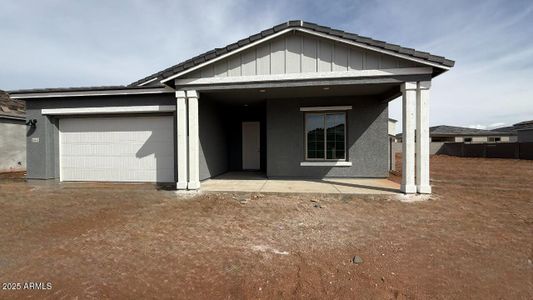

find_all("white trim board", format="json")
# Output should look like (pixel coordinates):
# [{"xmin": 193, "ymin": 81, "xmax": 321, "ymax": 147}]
[
  {"xmin": 300, "ymin": 106, "xmax": 352, "ymax": 112},
  {"xmin": 161, "ymin": 27, "xmax": 449, "ymax": 84},
  {"xmin": 42, "ymin": 105, "xmax": 175, "ymax": 115},
  {"xmin": 10, "ymin": 87, "xmax": 173, "ymax": 99},
  {"xmin": 296, "ymin": 28, "xmax": 451, "ymax": 70},
  {"xmin": 160, "ymin": 28, "xmax": 296, "ymax": 84},
  {"xmin": 174, "ymin": 67, "xmax": 433, "ymax": 86},
  {"xmin": 300, "ymin": 161, "xmax": 353, "ymax": 167}
]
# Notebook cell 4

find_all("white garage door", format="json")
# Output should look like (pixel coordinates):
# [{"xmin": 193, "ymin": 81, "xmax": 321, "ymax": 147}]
[{"xmin": 59, "ymin": 116, "xmax": 174, "ymax": 182}]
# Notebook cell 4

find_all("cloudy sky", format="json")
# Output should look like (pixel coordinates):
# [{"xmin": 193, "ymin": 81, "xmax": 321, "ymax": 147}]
[{"xmin": 1, "ymin": 0, "xmax": 531, "ymax": 131}]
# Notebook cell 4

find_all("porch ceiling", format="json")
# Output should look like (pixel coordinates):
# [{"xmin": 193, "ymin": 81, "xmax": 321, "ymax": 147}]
[{"xmin": 200, "ymin": 83, "xmax": 399, "ymax": 102}]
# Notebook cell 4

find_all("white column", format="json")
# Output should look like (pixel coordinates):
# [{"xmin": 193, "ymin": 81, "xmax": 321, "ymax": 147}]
[
  {"xmin": 416, "ymin": 81, "xmax": 432, "ymax": 194},
  {"xmin": 176, "ymin": 91, "xmax": 188, "ymax": 189},
  {"xmin": 186, "ymin": 90, "xmax": 200, "ymax": 190},
  {"xmin": 401, "ymin": 82, "xmax": 417, "ymax": 194}
]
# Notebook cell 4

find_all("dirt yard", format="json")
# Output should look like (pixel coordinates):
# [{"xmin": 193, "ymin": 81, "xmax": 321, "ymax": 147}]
[{"xmin": 0, "ymin": 156, "xmax": 532, "ymax": 299}]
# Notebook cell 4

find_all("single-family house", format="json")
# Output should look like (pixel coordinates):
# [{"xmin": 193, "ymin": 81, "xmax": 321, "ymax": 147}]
[
  {"xmin": 8, "ymin": 21, "xmax": 454, "ymax": 194},
  {"xmin": 0, "ymin": 90, "xmax": 26, "ymax": 172},
  {"xmin": 492, "ymin": 120, "xmax": 533, "ymax": 142}
]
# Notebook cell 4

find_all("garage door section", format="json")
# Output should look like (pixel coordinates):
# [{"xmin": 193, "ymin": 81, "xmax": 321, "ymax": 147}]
[{"xmin": 59, "ymin": 116, "xmax": 174, "ymax": 182}]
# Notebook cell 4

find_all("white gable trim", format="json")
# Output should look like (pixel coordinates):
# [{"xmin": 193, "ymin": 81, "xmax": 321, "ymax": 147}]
[
  {"xmin": 160, "ymin": 28, "xmax": 295, "ymax": 84},
  {"xmin": 160, "ymin": 28, "xmax": 448, "ymax": 84},
  {"xmin": 174, "ymin": 67, "xmax": 433, "ymax": 86},
  {"xmin": 296, "ymin": 28, "xmax": 451, "ymax": 71}
]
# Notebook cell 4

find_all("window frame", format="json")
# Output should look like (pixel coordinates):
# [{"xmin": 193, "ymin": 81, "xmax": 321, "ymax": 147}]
[{"xmin": 304, "ymin": 111, "xmax": 347, "ymax": 161}]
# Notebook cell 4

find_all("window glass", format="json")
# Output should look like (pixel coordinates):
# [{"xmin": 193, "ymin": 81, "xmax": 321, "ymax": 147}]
[
  {"xmin": 305, "ymin": 112, "xmax": 346, "ymax": 160},
  {"xmin": 326, "ymin": 113, "xmax": 345, "ymax": 159},
  {"xmin": 306, "ymin": 113, "xmax": 325, "ymax": 159}
]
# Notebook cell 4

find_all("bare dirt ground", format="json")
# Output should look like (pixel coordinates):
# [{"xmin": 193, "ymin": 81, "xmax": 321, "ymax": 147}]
[{"xmin": 0, "ymin": 156, "xmax": 532, "ymax": 299}]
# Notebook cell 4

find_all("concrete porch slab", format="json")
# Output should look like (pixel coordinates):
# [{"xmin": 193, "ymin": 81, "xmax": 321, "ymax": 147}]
[{"xmin": 201, "ymin": 172, "xmax": 401, "ymax": 195}]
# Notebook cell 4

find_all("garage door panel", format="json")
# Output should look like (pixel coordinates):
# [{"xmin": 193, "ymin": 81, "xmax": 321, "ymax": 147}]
[{"xmin": 60, "ymin": 116, "xmax": 174, "ymax": 183}]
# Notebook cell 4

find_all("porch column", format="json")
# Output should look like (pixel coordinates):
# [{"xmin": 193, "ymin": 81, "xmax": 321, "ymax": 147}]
[
  {"xmin": 416, "ymin": 81, "xmax": 431, "ymax": 193},
  {"xmin": 401, "ymin": 82, "xmax": 417, "ymax": 194},
  {"xmin": 176, "ymin": 91, "xmax": 188, "ymax": 189},
  {"xmin": 186, "ymin": 90, "xmax": 200, "ymax": 189}
]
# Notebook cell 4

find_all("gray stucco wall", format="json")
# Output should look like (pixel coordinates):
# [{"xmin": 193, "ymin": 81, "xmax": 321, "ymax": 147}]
[
  {"xmin": 199, "ymin": 97, "xmax": 229, "ymax": 180},
  {"xmin": 266, "ymin": 97, "xmax": 389, "ymax": 178},
  {"xmin": 0, "ymin": 119, "xmax": 26, "ymax": 172},
  {"xmin": 25, "ymin": 93, "xmax": 175, "ymax": 180}
]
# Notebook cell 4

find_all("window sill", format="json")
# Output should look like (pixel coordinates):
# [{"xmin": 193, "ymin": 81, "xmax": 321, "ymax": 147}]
[{"xmin": 300, "ymin": 161, "xmax": 352, "ymax": 167}]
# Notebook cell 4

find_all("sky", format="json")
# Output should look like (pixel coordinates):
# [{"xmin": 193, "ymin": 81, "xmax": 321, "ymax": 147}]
[{"xmin": 1, "ymin": 0, "xmax": 532, "ymax": 132}]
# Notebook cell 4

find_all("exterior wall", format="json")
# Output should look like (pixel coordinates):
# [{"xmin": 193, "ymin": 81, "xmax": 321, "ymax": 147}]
[
  {"xmin": 25, "ymin": 94, "xmax": 175, "ymax": 180},
  {"xmin": 0, "ymin": 119, "xmax": 26, "ymax": 172},
  {"xmin": 472, "ymin": 136, "xmax": 488, "ymax": 143},
  {"xmin": 185, "ymin": 32, "xmax": 422, "ymax": 79},
  {"xmin": 198, "ymin": 97, "xmax": 229, "ymax": 180},
  {"xmin": 517, "ymin": 129, "xmax": 533, "ymax": 142},
  {"xmin": 267, "ymin": 97, "xmax": 388, "ymax": 178}
]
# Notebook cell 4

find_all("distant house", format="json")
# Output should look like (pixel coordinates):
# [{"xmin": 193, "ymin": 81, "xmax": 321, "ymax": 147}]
[
  {"xmin": 388, "ymin": 119, "xmax": 397, "ymax": 170},
  {"xmin": 0, "ymin": 90, "xmax": 26, "ymax": 172},
  {"xmin": 492, "ymin": 120, "xmax": 533, "ymax": 142},
  {"xmin": 397, "ymin": 125, "xmax": 513, "ymax": 143}
]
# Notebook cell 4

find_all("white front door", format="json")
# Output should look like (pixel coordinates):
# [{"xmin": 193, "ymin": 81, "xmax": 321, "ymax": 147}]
[
  {"xmin": 242, "ymin": 121, "xmax": 261, "ymax": 170},
  {"xmin": 59, "ymin": 116, "xmax": 174, "ymax": 183}
]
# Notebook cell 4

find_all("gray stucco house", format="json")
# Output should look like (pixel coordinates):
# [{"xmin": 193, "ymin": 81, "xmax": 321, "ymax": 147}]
[
  {"xmin": 0, "ymin": 90, "xmax": 26, "ymax": 172},
  {"xmin": 9, "ymin": 21, "xmax": 454, "ymax": 194}
]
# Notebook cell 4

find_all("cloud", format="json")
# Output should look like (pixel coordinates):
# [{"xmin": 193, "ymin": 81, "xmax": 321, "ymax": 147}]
[
  {"xmin": 1, "ymin": 0, "xmax": 532, "ymax": 129},
  {"xmin": 468, "ymin": 124, "xmax": 487, "ymax": 130}
]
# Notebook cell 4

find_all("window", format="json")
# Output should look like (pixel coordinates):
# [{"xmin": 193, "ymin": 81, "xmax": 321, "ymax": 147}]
[
  {"xmin": 305, "ymin": 112, "xmax": 346, "ymax": 160},
  {"xmin": 488, "ymin": 137, "xmax": 501, "ymax": 142},
  {"xmin": 463, "ymin": 137, "xmax": 472, "ymax": 143}
]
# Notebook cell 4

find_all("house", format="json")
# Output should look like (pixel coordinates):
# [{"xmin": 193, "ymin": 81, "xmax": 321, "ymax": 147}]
[
  {"xmin": 388, "ymin": 118, "xmax": 397, "ymax": 170},
  {"xmin": 0, "ymin": 90, "xmax": 26, "ymax": 172},
  {"xmin": 8, "ymin": 21, "xmax": 454, "ymax": 194},
  {"xmin": 492, "ymin": 120, "xmax": 533, "ymax": 142},
  {"xmin": 396, "ymin": 125, "xmax": 513, "ymax": 143},
  {"xmin": 428, "ymin": 125, "xmax": 513, "ymax": 143}
]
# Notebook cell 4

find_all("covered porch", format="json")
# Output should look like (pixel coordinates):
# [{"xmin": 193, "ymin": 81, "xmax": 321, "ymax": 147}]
[
  {"xmin": 176, "ymin": 77, "xmax": 432, "ymax": 194},
  {"xmin": 167, "ymin": 23, "xmax": 449, "ymax": 194}
]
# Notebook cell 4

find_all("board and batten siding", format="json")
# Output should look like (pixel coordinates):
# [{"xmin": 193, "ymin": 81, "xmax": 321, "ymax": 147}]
[{"xmin": 185, "ymin": 32, "xmax": 422, "ymax": 79}]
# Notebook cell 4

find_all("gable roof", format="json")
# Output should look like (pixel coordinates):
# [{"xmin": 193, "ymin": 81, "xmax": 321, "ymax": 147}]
[
  {"xmin": 430, "ymin": 125, "xmax": 511, "ymax": 137},
  {"xmin": 492, "ymin": 120, "xmax": 533, "ymax": 133},
  {"xmin": 0, "ymin": 90, "xmax": 25, "ymax": 120},
  {"xmin": 131, "ymin": 20, "xmax": 454, "ymax": 87}
]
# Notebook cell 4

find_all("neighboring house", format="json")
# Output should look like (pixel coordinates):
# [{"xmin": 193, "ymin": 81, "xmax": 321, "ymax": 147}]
[
  {"xmin": 388, "ymin": 118, "xmax": 397, "ymax": 170},
  {"xmin": 397, "ymin": 125, "xmax": 513, "ymax": 143},
  {"xmin": 0, "ymin": 90, "xmax": 26, "ymax": 172},
  {"xmin": 492, "ymin": 120, "xmax": 533, "ymax": 142},
  {"xmin": 9, "ymin": 21, "xmax": 454, "ymax": 194},
  {"xmin": 517, "ymin": 128, "xmax": 533, "ymax": 142}
]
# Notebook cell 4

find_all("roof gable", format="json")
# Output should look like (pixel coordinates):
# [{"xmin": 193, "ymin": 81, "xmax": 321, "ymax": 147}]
[
  {"xmin": 131, "ymin": 20, "xmax": 454, "ymax": 87},
  {"xmin": 181, "ymin": 31, "xmax": 427, "ymax": 81}
]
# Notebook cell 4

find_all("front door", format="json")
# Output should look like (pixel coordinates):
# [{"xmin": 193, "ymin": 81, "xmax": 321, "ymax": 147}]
[{"xmin": 242, "ymin": 121, "xmax": 260, "ymax": 170}]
